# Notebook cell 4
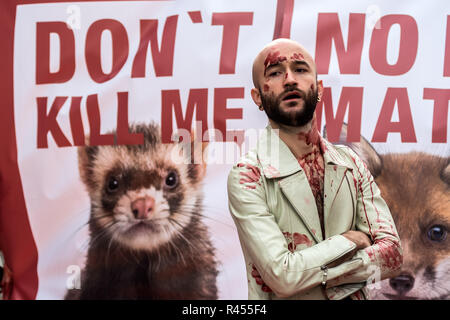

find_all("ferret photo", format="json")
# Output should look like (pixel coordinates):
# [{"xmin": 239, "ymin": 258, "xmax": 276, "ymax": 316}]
[{"xmin": 66, "ymin": 123, "xmax": 218, "ymax": 299}]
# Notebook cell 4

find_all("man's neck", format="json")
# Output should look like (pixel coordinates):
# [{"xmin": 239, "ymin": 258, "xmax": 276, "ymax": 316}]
[{"xmin": 269, "ymin": 115, "xmax": 320, "ymax": 159}]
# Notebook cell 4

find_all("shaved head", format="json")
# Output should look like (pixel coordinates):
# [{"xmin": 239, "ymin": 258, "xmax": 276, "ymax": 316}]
[
  {"xmin": 250, "ymin": 38, "xmax": 322, "ymax": 127},
  {"xmin": 252, "ymin": 38, "xmax": 316, "ymax": 89}
]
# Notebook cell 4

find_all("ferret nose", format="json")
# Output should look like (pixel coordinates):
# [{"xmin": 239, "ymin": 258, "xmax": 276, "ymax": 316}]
[
  {"xmin": 131, "ymin": 196, "xmax": 155, "ymax": 219},
  {"xmin": 389, "ymin": 273, "xmax": 415, "ymax": 295}
]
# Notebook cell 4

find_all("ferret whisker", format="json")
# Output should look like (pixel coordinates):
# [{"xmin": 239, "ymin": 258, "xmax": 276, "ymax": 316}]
[
  {"xmin": 104, "ymin": 223, "xmax": 127, "ymax": 268},
  {"xmin": 178, "ymin": 203, "xmax": 233, "ymax": 220},
  {"xmin": 72, "ymin": 212, "xmax": 114, "ymax": 240},
  {"xmin": 164, "ymin": 225, "xmax": 186, "ymax": 267},
  {"xmin": 185, "ymin": 203, "xmax": 231, "ymax": 216},
  {"xmin": 176, "ymin": 206, "xmax": 234, "ymax": 229},
  {"xmin": 66, "ymin": 207, "xmax": 94, "ymax": 237},
  {"xmin": 88, "ymin": 220, "xmax": 117, "ymax": 248},
  {"xmin": 168, "ymin": 218, "xmax": 197, "ymax": 257}
]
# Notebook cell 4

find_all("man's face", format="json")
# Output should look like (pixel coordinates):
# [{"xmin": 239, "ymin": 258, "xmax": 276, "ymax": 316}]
[
  {"xmin": 259, "ymin": 81, "xmax": 318, "ymax": 127},
  {"xmin": 253, "ymin": 42, "xmax": 320, "ymax": 127}
]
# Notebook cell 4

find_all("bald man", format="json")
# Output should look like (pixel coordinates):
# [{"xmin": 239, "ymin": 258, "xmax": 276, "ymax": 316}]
[{"xmin": 227, "ymin": 39, "xmax": 402, "ymax": 300}]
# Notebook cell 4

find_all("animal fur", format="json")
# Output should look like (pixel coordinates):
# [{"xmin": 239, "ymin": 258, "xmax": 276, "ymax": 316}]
[{"xmin": 66, "ymin": 123, "xmax": 218, "ymax": 300}]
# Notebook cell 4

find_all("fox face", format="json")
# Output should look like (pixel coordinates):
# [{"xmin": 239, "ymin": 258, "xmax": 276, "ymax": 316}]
[{"xmin": 325, "ymin": 124, "xmax": 450, "ymax": 300}]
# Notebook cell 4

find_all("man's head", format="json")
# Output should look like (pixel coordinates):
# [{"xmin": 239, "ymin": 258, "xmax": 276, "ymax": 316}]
[{"xmin": 251, "ymin": 39, "xmax": 323, "ymax": 127}]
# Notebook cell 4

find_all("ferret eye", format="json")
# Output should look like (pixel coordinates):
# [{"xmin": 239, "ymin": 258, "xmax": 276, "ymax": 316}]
[
  {"xmin": 165, "ymin": 171, "xmax": 178, "ymax": 189},
  {"xmin": 427, "ymin": 225, "xmax": 447, "ymax": 242},
  {"xmin": 107, "ymin": 177, "xmax": 119, "ymax": 193}
]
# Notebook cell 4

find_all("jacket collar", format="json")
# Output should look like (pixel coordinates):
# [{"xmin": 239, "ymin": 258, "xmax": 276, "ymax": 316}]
[{"xmin": 256, "ymin": 125, "xmax": 352, "ymax": 179}]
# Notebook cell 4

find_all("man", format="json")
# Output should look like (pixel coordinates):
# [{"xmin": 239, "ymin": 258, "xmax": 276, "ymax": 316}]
[{"xmin": 227, "ymin": 39, "xmax": 402, "ymax": 300}]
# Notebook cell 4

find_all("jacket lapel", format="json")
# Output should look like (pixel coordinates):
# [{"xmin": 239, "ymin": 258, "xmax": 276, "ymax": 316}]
[
  {"xmin": 255, "ymin": 126, "xmax": 355, "ymax": 243},
  {"xmin": 256, "ymin": 125, "xmax": 301, "ymax": 179},
  {"xmin": 322, "ymin": 139, "xmax": 353, "ymax": 238},
  {"xmin": 278, "ymin": 173, "xmax": 323, "ymax": 243},
  {"xmin": 256, "ymin": 125, "xmax": 323, "ymax": 243}
]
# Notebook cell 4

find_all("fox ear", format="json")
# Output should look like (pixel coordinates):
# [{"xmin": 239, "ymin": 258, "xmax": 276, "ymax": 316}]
[
  {"xmin": 441, "ymin": 159, "xmax": 450, "ymax": 185},
  {"xmin": 323, "ymin": 123, "xmax": 382, "ymax": 177}
]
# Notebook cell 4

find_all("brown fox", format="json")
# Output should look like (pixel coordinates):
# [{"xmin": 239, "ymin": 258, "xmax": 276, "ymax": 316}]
[{"xmin": 325, "ymin": 124, "xmax": 450, "ymax": 300}]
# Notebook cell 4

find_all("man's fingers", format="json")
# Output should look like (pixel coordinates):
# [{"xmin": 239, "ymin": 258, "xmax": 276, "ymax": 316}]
[{"xmin": 342, "ymin": 230, "xmax": 372, "ymax": 249}]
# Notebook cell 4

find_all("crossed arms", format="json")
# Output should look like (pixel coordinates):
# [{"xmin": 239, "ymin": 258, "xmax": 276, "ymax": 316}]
[{"xmin": 227, "ymin": 148, "xmax": 402, "ymax": 298}]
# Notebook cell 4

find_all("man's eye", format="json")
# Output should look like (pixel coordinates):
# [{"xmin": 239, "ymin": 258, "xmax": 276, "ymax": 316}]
[
  {"xmin": 296, "ymin": 68, "xmax": 307, "ymax": 73},
  {"xmin": 269, "ymin": 71, "xmax": 281, "ymax": 77}
]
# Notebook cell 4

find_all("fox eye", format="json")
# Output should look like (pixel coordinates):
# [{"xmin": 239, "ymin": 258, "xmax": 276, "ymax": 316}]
[
  {"xmin": 107, "ymin": 176, "xmax": 119, "ymax": 193},
  {"xmin": 427, "ymin": 225, "xmax": 447, "ymax": 242}
]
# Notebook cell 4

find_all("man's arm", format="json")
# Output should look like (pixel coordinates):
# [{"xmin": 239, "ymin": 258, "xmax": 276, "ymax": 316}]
[
  {"xmin": 325, "ymin": 147, "xmax": 403, "ymax": 289},
  {"xmin": 228, "ymin": 157, "xmax": 364, "ymax": 298}
]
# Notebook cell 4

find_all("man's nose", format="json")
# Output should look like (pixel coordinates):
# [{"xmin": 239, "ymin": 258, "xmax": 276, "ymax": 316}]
[{"xmin": 283, "ymin": 70, "xmax": 297, "ymax": 86}]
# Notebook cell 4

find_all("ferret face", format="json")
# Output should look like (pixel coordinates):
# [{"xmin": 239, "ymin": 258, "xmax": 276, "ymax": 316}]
[{"xmin": 78, "ymin": 123, "xmax": 206, "ymax": 252}]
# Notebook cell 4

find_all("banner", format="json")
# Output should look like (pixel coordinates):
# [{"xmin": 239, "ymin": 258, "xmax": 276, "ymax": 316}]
[{"xmin": 0, "ymin": 0, "xmax": 448, "ymax": 300}]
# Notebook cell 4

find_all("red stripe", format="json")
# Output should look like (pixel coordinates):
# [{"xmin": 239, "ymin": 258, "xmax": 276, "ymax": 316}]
[
  {"xmin": 273, "ymin": 0, "xmax": 294, "ymax": 40},
  {"xmin": 0, "ymin": 1, "xmax": 40, "ymax": 300}
]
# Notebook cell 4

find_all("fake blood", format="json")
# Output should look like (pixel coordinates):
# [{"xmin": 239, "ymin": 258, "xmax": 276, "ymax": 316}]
[
  {"xmin": 296, "ymin": 118, "xmax": 320, "ymax": 145},
  {"xmin": 351, "ymin": 156, "xmax": 375, "ymax": 240},
  {"xmin": 374, "ymin": 239, "xmax": 402, "ymax": 270},
  {"xmin": 251, "ymin": 264, "xmax": 272, "ymax": 292},
  {"xmin": 238, "ymin": 163, "xmax": 261, "ymax": 187},
  {"xmin": 263, "ymin": 50, "xmax": 287, "ymax": 75},
  {"xmin": 290, "ymin": 52, "xmax": 305, "ymax": 60},
  {"xmin": 351, "ymin": 156, "xmax": 402, "ymax": 272},
  {"xmin": 263, "ymin": 165, "xmax": 280, "ymax": 177},
  {"xmin": 283, "ymin": 232, "xmax": 313, "ymax": 252},
  {"xmin": 295, "ymin": 118, "xmax": 326, "ymax": 236}
]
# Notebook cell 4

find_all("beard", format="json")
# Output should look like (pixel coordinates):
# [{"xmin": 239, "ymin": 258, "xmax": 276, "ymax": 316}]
[{"xmin": 260, "ymin": 84, "xmax": 318, "ymax": 127}]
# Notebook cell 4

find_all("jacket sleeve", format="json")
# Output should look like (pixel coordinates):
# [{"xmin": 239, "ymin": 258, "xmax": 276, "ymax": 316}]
[
  {"xmin": 228, "ymin": 159, "xmax": 363, "ymax": 298},
  {"xmin": 325, "ymin": 147, "xmax": 403, "ymax": 290}
]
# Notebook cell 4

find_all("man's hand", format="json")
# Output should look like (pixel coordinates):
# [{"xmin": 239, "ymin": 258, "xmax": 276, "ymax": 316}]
[
  {"xmin": 326, "ymin": 231, "xmax": 372, "ymax": 269},
  {"xmin": 341, "ymin": 230, "xmax": 372, "ymax": 250}
]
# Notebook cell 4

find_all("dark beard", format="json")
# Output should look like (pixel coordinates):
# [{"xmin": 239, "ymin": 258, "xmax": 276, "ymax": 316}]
[{"xmin": 260, "ymin": 84, "xmax": 318, "ymax": 127}]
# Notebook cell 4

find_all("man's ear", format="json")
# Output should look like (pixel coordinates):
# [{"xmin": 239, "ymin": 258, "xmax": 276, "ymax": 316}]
[
  {"xmin": 317, "ymin": 80, "xmax": 323, "ymax": 101},
  {"xmin": 251, "ymin": 87, "xmax": 262, "ymax": 108}
]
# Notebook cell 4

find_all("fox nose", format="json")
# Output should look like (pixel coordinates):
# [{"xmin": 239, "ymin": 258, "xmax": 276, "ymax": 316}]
[
  {"xmin": 389, "ymin": 273, "xmax": 415, "ymax": 295},
  {"xmin": 131, "ymin": 196, "xmax": 155, "ymax": 219}
]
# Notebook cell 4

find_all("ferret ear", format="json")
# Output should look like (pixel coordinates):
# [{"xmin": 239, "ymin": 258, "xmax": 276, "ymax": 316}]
[
  {"xmin": 77, "ymin": 137, "xmax": 98, "ymax": 192},
  {"xmin": 323, "ymin": 123, "xmax": 382, "ymax": 177},
  {"xmin": 441, "ymin": 158, "xmax": 450, "ymax": 185},
  {"xmin": 190, "ymin": 130, "xmax": 209, "ymax": 180}
]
